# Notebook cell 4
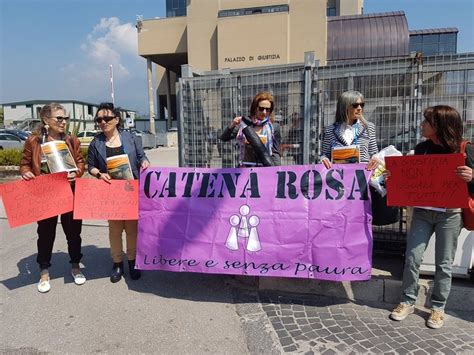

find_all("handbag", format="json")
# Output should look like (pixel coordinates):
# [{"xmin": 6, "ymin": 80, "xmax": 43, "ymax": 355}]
[{"xmin": 460, "ymin": 140, "xmax": 474, "ymax": 230}]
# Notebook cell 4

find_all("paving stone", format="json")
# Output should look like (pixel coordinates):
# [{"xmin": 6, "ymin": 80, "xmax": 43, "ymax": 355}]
[
  {"xmin": 281, "ymin": 309, "xmax": 293, "ymax": 316},
  {"xmin": 321, "ymin": 349, "xmax": 337, "ymax": 355},
  {"xmin": 294, "ymin": 311, "xmax": 306, "ymax": 318},
  {"xmin": 296, "ymin": 318, "xmax": 309, "ymax": 326},
  {"xmin": 412, "ymin": 350, "xmax": 429, "ymax": 355},
  {"xmin": 283, "ymin": 344, "xmax": 298, "ymax": 352},
  {"xmin": 324, "ymin": 335, "xmax": 339, "ymax": 343},
  {"xmin": 326, "ymin": 325, "xmax": 343, "ymax": 334},
  {"xmin": 281, "ymin": 317, "xmax": 295, "ymax": 324},
  {"xmin": 279, "ymin": 336, "xmax": 294, "ymax": 347},
  {"xmin": 285, "ymin": 324, "xmax": 299, "ymax": 331},
  {"xmin": 321, "ymin": 319, "xmax": 337, "ymax": 327},
  {"xmin": 292, "ymin": 304, "xmax": 305, "ymax": 312}
]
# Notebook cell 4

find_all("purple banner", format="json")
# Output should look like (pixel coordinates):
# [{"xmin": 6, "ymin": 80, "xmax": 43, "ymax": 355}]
[{"xmin": 136, "ymin": 165, "xmax": 373, "ymax": 281}]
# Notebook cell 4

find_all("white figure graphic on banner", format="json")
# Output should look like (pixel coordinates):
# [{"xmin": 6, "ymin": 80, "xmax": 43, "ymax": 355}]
[{"xmin": 225, "ymin": 204, "xmax": 261, "ymax": 252}]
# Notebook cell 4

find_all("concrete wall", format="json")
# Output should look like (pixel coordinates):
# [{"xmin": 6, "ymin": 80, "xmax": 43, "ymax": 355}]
[{"xmin": 138, "ymin": 17, "xmax": 188, "ymax": 55}]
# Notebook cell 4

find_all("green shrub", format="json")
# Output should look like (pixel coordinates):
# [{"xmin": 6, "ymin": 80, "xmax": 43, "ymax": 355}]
[
  {"xmin": 0, "ymin": 148, "xmax": 89, "ymax": 166},
  {"xmin": 0, "ymin": 148, "xmax": 23, "ymax": 166},
  {"xmin": 80, "ymin": 147, "xmax": 89, "ymax": 161}
]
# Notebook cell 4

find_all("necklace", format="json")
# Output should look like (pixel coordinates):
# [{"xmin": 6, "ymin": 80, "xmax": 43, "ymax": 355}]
[{"xmin": 105, "ymin": 132, "xmax": 120, "ymax": 146}]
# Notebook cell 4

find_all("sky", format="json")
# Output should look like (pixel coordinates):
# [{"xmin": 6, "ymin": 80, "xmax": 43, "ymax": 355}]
[{"xmin": 1, "ymin": 0, "xmax": 473, "ymax": 116}]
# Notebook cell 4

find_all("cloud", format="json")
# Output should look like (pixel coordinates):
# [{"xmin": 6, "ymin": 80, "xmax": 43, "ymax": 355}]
[{"xmin": 59, "ymin": 17, "xmax": 147, "ymax": 112}]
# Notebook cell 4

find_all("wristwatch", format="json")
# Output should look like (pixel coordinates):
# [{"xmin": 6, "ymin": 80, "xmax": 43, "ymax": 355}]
[{"xmin": 96, "ymin": 172, "xmax": 102, "ymax": 179}]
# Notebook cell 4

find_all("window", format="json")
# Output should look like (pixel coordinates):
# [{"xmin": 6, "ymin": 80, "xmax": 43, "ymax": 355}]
[
  {"xmin": 11, "ymin": 105, "xmax": 16, "ymax": 109},
  {"xmin": 327, "ymin": 7, "xmax": 336, "ymax": 16},
  {"xmin": 218, "ymin": 5, "xmax": 289, "ymax": 18}
]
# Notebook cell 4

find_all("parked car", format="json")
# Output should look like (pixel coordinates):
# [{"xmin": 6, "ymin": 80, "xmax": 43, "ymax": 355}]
[
  {"xmin": 129, "ymin": 128, "xmax": 156, "ymax": 149},
  {"xmin": 0, "ymin": 129, "xmax": 30, "ymax": 141},
  {"xmin": 0, "ymin": 133, "xmax": 24, "ymax": 149},
  {"xmin": 77, "ymin": 130, "xmax": 99, "ymax": 147}
]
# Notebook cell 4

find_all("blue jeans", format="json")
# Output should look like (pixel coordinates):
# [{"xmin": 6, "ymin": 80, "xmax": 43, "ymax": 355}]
[{"xmin": 400, "ymin": 208, "xmax": 462, "ymax": 310}]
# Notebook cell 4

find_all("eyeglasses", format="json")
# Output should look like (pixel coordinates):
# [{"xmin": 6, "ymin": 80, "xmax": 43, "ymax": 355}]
[
  {"xmin": 95, "ymin": 116, "xmax": 116, "ymax": 123},
  {"xmin": 257, "ymin": 106, "xmax": 272, "ymax": 113},
  {"xmin": 351, "ymin": 103, "xmax": 365, "ymax": 109},
  {"xmin": 49, "ymin": 116, "xmax": 70, "ymax": 123}
]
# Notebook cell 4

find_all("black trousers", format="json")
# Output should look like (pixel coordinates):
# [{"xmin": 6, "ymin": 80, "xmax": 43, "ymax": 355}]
[{"xmin": 36, "ymin": 211, "xmax": 83, "ymax": 270}]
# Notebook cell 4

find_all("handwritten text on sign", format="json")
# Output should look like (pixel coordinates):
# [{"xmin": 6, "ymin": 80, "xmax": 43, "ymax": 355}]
[
  {"xmin": 0, "ymin": 173, "xmax": 73, "ymax": 228},
  {"xmin": 386, "ymin": 154, "xmax": 467, "ymax": 208},
  {"xmin": 137, "ymin": 165, "xmax": 373, "ymax": 281},
  {"xmin": 73, "ymin": 179, "xmax": 138, "ymax": 220}
]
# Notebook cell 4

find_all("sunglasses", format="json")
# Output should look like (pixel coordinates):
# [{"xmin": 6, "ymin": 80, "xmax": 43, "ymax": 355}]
[
  {"xmin": 49, "ymin": 116, "xmax": 70, "ymax": 123},
  {"xmin": 95, "ymin": 116, "xmax": 116, "ymax": 123},
  {"xmin": 257, "ymin": 106, "xmax": 272, "ymax": 113},
  {"xmin": 351, "ymin": 103, "xmax": 365, "ymax": 109}
]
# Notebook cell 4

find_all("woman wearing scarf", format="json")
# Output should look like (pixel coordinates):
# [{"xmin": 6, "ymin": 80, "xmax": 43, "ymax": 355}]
[{"xmin": 220, "ymin": 91, "xmax": 281, "ymax": 167}]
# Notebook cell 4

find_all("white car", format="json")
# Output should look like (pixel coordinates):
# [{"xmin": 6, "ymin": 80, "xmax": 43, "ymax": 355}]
[
  {"xmin": 0, "ymin": 133, "xmax": 24, "ymax": 149},
  {"xmin": 129, "ymin": 129, "xmax": 156, "ymax": 149},
  {"xmin": 77, "ymin": 130, "xmax": 99, "ymax": 147}
]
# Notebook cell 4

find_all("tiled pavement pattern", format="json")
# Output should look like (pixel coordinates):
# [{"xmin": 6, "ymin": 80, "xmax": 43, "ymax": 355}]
[{"xmin": 258, "ymin": 291, "xmax": 474, "ymax": 354}]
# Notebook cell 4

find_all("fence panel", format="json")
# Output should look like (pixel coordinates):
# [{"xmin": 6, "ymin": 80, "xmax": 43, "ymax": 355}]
[{"xmin": 178, "ymin": 53, "xmax": 474, "ymax": 253}]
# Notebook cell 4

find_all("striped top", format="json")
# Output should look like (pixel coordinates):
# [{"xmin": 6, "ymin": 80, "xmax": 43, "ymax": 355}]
[{"xmin": 320, "ymin": 121, "xmax": 378, "ymax": 163}]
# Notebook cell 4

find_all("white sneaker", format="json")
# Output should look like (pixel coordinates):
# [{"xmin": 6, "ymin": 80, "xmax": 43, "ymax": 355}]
[
  {"xmin": 390, "ymin": 303, "xmax": 415, "ymax": 321},
  {"xmin": 71, "ymin": 269, "xmax": 86, "ymax": 285},
  {"xmin": 37, "ymin": 277, "xmax": 51, "ymax": 293}
]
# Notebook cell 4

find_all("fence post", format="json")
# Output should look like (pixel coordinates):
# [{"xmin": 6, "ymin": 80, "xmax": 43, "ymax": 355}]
[
  {"xmin": 303, "ymin": 52, "xmax": 316, "ymax": 165},
  {"xmin": 178, "ymin": 65, "xmax": 194, "ymax": 167},
  {"xmin": 414, "ymin": 55, "xmax": 423, "ymax": 142}
]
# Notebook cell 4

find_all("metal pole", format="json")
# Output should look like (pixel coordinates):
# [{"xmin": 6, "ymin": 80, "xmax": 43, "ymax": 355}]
[
  {"xmin": 414, "ymin": 55, "xmax": 423, "ymax": 142},
  {"xmin": 146, "ymin": 58, "xmax": 156, "ymax": 134},
  {"xmin": 109, "ymin": 64, "xmax": 115, "ymax": 105},
  {"xmin": 303, "ymin": 52, "xmax": 315, "ymax": 165},
  {"xmin": 178, "ymin": 78, "xmax": 185, "ymax": 167},
  {"xmin": 166, "ymin": 68, "xmax": 173, "ymax": 131}
]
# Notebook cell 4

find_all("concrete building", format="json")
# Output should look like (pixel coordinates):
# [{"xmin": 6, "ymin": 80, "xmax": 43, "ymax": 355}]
[
  {"xmin": 1, "ymin": 100, "xmax": 136, "ymax": 131},
  {"xmin": 137, "ymin": 0, "xmax": 458, "ymax": 132},
  {"xmin": 137, "ymin": 0, "xmax": 363, "ymax": 131}
]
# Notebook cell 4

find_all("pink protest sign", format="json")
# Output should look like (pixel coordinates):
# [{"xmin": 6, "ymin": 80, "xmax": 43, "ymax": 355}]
[
  {"xmin": 136, "ymin": 165, "xmax": 373, "ymax": 281},
  {"xmin": 0, "ymin": 173, "xmax": 73, "ymax": 228},
  {"xmin": 73, "ymin": 179, "xmax": 138, "ymax": 220}
]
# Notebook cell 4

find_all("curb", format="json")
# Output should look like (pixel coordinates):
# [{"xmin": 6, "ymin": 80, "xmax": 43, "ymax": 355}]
[
  {"xmin": 258, "ymin": 275, "xmax": 474, "ymax": 311},
  {"xmin": 0, "ymin": 166, "xmax": 19, "ymax": 178}
]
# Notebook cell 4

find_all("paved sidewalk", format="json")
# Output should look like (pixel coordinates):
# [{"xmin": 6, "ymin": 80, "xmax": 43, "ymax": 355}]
[{"xmin": 256, "ymin": 291, "xmax": 474, "ymax": 354}]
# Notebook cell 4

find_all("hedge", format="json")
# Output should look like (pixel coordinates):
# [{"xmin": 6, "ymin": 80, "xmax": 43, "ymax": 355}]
[{"xmin": 0, "ymin": 147, "xmax": 89, "ymax": 166}]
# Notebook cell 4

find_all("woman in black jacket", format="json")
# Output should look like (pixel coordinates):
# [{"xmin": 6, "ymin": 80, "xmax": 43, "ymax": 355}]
[{"xmin": 220, "ymin": 91, "xmax": 281, "ymax": 167}]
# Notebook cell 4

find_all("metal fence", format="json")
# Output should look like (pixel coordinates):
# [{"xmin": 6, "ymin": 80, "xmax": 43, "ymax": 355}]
[{"xmin": 178, "ymin": 52, "xmax": 474, "ymax": 252}]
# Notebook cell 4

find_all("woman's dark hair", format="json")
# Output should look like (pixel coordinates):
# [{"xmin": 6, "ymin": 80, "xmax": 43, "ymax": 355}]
[
  {"xmin": 423, "ymin": 105, "xmax": 463, "ymax": 153},
  {"xmin": 95, "ymin": 102, "xmax": 123, "ymax": 128}
]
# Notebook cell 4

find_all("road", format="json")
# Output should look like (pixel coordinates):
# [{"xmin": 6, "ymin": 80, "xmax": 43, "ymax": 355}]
[{"xmin": 1, "ymin": 147, "xmax": 473, "ymax": 354}]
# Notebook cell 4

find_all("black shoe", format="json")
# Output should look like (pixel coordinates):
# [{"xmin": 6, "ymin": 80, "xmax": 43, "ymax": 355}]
[
  {"xmin": 128, "ymin": 260, "xmax": 141, "ymax": 280},
  {"xmin": 110, "ymin": 262, "xmax": 124, "ymax": 283}
]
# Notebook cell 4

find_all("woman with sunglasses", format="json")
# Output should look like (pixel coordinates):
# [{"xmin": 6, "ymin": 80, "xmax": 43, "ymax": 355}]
[
  {"xmin": 220, "ymin": 91, "xmax": 281, "ymax": 167},
  {"xmin": 20, "ymin": 102, "xmax": 86, "ymax": 293},
  {"xmin": 389, "ymin": 106, "xmax": 472, "ymax": 329},
  {"xmin": 320, "ymin": 90, "xmax": 378, "ymax": 169},
  {"xmin": 87, "ymin": 102, "xmax": 149, "ymax": 283}
]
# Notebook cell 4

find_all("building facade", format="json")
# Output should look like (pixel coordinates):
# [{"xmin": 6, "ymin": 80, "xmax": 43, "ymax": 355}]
[
  {"xmin": 1, "ymin": 100, "xmax": 136, "ymax": 131},
  {"xmin": 137, "ymin": 0, "xmax": 459, "ymax": 133},
  {"xmin": 137, "ymin": 0, "xmax": 363, "ymax": 130}
]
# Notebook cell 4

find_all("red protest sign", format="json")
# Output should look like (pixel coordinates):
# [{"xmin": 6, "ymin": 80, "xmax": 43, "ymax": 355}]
[
  {"xmin": 73, "ymin": 179, "xmax": 138, "ymax": 220},
  {"xmin": 0, "ymin": 173, "xmax": 73, "ymax": 228},
  {"xmin": 386, "ymin": 154, "xmax": 468, "ymax": 208}
]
